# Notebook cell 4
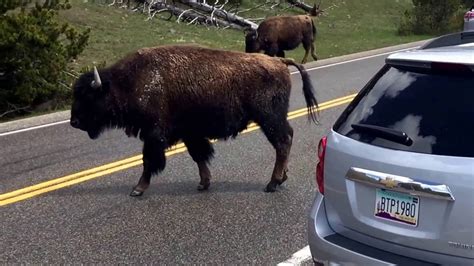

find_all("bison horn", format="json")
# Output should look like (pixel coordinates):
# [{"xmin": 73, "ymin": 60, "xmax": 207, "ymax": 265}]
[{"xmin": 91, "ymin": 66, "xmax": 102, "ymax": 88}]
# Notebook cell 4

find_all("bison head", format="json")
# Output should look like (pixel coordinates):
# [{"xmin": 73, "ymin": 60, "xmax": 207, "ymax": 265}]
[
  {"xmin": 244, "ymin": 29, "xmax": 260, "ymax": 53},
  {"xmin": 70, "ymin": 67, "xmax": 111, "ymax": 140}
]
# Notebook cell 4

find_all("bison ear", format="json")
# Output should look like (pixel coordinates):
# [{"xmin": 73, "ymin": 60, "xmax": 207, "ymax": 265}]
[{"xmin": 90, "ymin": 66, "xmax": 102, "ymax": 89}]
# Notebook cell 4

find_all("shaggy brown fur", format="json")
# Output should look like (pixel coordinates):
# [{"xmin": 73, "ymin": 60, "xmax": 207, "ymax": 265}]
[
  {"xmin": 70, "ymin": 45, "xmax": 318, "ymax": 196},
  {"xmin": 245, "ymin": 15, "xmax": 318, "ymax": 64}
]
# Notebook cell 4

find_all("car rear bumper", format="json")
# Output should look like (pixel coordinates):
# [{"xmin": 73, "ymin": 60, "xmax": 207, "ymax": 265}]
[
  {"xmin": 308, "ymin": 192, "xmax": 392, "ymax": 265},
  {"xmin": 464, "ymin": 21, "xmax": 474, "ymax": 31},
  {"xmin": 307, "ymin": 193, "xmax": 438, "ymax": 266}
]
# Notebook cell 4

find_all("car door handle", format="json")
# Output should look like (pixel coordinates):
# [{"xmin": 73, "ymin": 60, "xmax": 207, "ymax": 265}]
[{"xmin": 346, "ymin": 167, "xmax": 455, "ymax": 201}]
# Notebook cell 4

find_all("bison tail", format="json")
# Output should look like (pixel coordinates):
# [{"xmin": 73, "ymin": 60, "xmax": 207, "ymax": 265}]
[
  {"xmin": 279, "ymin": 58, "xmax": 319, "ymax": 123},
  {"xmin": 311, "ymin": 18, "xmax": 317, "ymax": 36}
]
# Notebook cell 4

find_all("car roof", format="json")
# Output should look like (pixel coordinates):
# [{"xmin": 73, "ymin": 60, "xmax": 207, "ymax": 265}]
[
  {"xmin": 386, "ymin": 31, "xmax": 474, "ymax": 66},
  {"xmin": 388, "ymin": 43, "xmax": 474, "ymax": 65}
]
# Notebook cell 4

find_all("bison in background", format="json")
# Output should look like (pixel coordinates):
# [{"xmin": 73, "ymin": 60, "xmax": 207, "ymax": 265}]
[
  {"xmin": 70, "ymin": 45, "xmax": 318, "ymax": 197},
  {"xmin": 245, "ymin": 14, "xmax": 318, "ymax": 64}
]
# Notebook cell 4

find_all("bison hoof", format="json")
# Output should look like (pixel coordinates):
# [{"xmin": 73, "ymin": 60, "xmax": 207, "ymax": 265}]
[
  {"xmin": 264, "ymin": 181, "xmax": 279, "ymax": 193},
  {"xmin": 280, "ymin": 171, "xmax": 288, "ymax": 185},
  {"xmin": 197, "ymin": 182, "xmax": 210, "ymax": 191},
  {"xmin": 129, "ymin": 189, "xmax": 144, "ymax": 197},
  {"xmin": 265, "ymin": 175, "xmax": 288, "ymax": 193}
]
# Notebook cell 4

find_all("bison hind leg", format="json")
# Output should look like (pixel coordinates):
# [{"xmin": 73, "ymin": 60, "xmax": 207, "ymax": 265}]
[
  {"xmin": 259, "ymin": 119, "xmax": 294, "ymax": 193},
  {"xmin": 310, "ymin": 42, "xmax": 318, "ymax": 61},
  {"xmin": 184, "ymin": 138, "xmax": 215, "ymax": 191},
  {"xmin": 302, "ymin": 38, "xmax": 318, "ymax": 63}
]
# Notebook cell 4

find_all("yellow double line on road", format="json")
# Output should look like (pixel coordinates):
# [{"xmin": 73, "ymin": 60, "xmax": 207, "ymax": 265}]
[{"xmin": 0, "ymin": 94, "xmax": 356, "ymax": 206}]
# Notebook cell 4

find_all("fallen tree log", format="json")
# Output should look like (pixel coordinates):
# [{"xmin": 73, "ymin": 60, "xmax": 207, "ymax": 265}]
[
  {"xmin": 286, "ymin": 0, "xmax": 313, "ymax": 12},
  {"xmin": 141, "ymin": 0, "xmax": 325, "ymax": 30},
  {"xmin": 180, "ymin": 1, "xmax": 258, "ymax": 29},
  {"xmin": 148, "ymin": 2, "xmax": 245, "ymax": 29}
]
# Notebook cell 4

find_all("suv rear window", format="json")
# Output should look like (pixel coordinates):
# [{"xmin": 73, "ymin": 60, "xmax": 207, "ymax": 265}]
[{"xmin": 334, "ymin": 65, "xmax": 474, "ymax": 157}]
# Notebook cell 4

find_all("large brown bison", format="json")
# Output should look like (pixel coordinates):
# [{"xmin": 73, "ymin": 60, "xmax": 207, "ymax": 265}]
[
  {"xmin": 245, "ymin": 15, "xmax": 318, "ymax": 64},
  {"xmin": 70, "ymin": 45, "xmax": 318, "ymax": 197}
]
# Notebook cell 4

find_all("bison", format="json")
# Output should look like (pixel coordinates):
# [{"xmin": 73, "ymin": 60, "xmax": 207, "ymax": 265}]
[
  {"xmin": 70, "ymin": 45, "xmax": 318, "ymax": 197},
  {"xmin": 245, "ymin": 15, "xmax": 318, "ymax": 64}
]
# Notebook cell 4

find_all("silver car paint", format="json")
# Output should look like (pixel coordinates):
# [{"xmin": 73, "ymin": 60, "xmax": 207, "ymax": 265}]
[
  {"xmin": 308, "ymin": 39, "xmax": 474, "ymax": 264},
  {"xmin": 308, "ymin": 192, "xmax": 395, "ymax": 266},
  {"xmin": 308, "ymin": 131, "xmax": 473, "ymax": 265},
  {"xmin": 324, "ymin": 131, "xmax": 474, "ymax": 258}
]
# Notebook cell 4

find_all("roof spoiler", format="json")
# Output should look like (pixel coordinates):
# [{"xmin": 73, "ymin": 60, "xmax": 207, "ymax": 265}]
[{"xmin": 421, "ymin": 31, "xmax": 474, "ymax": 50}]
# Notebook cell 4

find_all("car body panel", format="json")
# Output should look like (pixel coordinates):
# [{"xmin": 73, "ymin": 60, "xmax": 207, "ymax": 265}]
[
  {"xmin": 465, "ymin": 9, "xmax": 474, "ymax": 31},
  {"xmin": 324, "ymin": 130, "xmax": 474, "ymax": 259},
  {"xmin": 308, "ymin": 192, "xmax": 472, "ymax": 265},
  {"xmin": 308, "ymin": 193, "xmax": 396, "ymax": 266},
  {"xmin": 308, "ymin": 32, "xmax": 474, "ymax": 265},
  {"xmin": 386, "ymin": 45, "xmax": 474, "ymax": 67}
]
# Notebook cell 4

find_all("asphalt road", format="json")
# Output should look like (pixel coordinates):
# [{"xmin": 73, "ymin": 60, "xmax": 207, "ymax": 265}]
[{"xmin": 0, "ymin": 46, "xmax": 418, "ymax": 264}]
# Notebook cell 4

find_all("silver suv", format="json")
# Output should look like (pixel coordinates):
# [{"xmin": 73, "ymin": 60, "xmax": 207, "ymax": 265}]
[{"xmin": 308, "ymin": 31, "xmax": 474, "ymax": 265}]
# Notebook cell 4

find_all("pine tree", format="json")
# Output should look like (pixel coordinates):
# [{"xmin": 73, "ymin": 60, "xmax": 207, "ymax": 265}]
[
  {"xmin": 0, "ymin": 0, "xmax": 90, "ymax": 118},
  {"xmin": 398, "ymin": 0, "xmax": 465, "ymax": 35}
]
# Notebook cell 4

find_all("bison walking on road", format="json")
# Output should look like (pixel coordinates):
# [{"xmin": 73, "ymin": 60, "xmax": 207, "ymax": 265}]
[
  {"xmin": 245, "ymin": 15, "xmax": 318, "ymax": 64},
  {"xmin": 70, "ymin": 45, "xmax": 318, "ymax": 196}
]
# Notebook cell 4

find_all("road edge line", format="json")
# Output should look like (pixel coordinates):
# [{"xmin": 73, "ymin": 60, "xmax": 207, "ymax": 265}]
[{"xmin": 277, "ymin": 246, "xmax": 312, "ymax": 266}]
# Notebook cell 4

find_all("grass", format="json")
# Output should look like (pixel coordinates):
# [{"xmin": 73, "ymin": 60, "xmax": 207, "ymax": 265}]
[
  {"xmin": 2, "ymin": 0, "xmax": 432, "ymax": 122},
  {"xmin": 60, "ymin": 0, "xmax": 431, "ymax": 70}
]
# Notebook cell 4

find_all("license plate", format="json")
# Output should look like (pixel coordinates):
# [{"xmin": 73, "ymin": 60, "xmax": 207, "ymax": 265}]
[{"xmin": 374, "ymin": 189, "xmax": 419, "ymax": 227}]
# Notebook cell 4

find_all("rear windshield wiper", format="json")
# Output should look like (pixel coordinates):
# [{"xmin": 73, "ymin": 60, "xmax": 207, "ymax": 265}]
[{"xmin": 351, "ymin": 123, "xmax": 413, "ymax": 146}]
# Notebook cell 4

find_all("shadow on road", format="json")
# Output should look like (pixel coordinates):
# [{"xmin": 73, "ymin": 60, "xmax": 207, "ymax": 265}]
[{"xmin": 49, "ymin": 180, "xmax": 286, "ymax": 198}]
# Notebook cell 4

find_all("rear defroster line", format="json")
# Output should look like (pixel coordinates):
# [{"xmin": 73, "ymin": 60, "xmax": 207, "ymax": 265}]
[{"xmin": 0, "ymin": 94, "xmax": 356, "ymax": 206}]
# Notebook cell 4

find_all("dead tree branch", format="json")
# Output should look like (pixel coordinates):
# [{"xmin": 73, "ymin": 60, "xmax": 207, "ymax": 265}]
[{"xmin": 0, "ymin": 103, "xmax": 31, "ymax": 118}]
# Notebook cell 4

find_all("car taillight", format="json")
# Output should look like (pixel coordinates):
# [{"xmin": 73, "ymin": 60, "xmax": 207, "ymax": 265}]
[
  {"xmin": 431, "ymin": 62, "xmax": 472, "ymax": 74},
  {"xmin": 316, "ymin": 136, "xmax": 327, "ymax": 194}
]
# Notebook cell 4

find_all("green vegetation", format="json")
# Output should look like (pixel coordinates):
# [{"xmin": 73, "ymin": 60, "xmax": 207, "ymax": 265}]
[
  {"xmin": 398, "ymin": 0, "xmax": 467, "ymax": 35},
  {"xmin": 1, "ymin": 0, "xmax": 434, "ymax": 121},
  {"xmin": 61, "ymin": 0, "xmax": 431, "ymax": 70},
  {"xmin": 0, "ymin": 0, "xmax": 89, "ymax": 120}
]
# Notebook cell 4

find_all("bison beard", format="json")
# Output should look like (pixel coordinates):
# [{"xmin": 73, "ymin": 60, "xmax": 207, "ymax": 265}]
[{"xmin": 70, "ymin": 45, "xmax": 318, "ymax": 196}]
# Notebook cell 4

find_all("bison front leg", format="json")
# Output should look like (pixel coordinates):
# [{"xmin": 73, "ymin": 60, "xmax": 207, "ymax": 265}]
[
  {"xmin": 264, "ymin": 43, "xmax": 280, "ymax": 57},
  {"xmin": 184, "ymin": 138, "xmax": 215, "ymax": 191},
  {"xmin": 130, "ymin": 137, "xmax": 166, "ymax": 197},
  {"xmin": 277, "ymin": 50, "xmax": 286, "ymax": 58}
]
